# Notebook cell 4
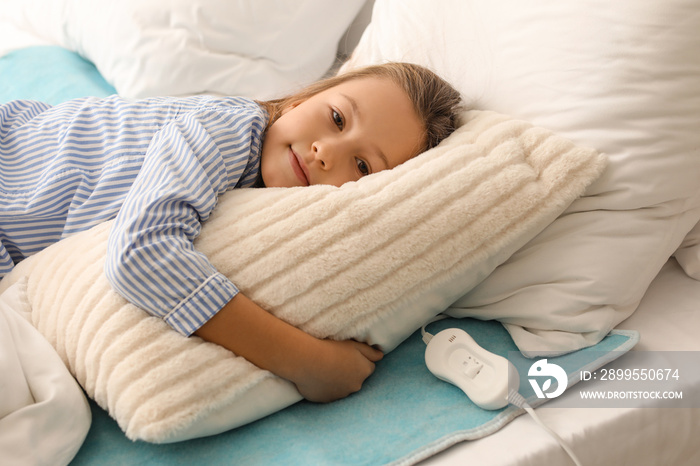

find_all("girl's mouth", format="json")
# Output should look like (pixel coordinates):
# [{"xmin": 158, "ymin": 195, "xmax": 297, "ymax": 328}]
[{"xmin": 289, "ymin": 148, "xmax": 310, "ymax": 186}]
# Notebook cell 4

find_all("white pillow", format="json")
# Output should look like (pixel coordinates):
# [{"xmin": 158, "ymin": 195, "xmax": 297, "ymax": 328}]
[
  {"xmin": 675, "ymin": 220, "xmax": 700, "ymax": 281},
  {"xmin": 0, "ymin": 110, "xmax": 605, "ymax": 442},
  {"xmin": 342, "ymin": 0, "xmax": 700, "ymax": 356},
  {"xmin": 0, "ymin": 0, "xmax": 364, "ymax": 99}
]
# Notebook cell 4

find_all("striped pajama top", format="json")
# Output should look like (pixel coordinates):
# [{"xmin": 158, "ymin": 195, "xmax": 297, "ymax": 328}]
[{"xmin": 0, "ymin": 95, "xmax": 267, "ymax": 335}]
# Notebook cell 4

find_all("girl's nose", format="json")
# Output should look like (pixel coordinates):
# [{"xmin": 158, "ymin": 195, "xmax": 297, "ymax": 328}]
[{"xmin": 312, "ymin": 140, "xmax": 337, "ymax": 170}]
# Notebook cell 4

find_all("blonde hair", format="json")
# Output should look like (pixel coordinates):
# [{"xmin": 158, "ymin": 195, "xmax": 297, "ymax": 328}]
[{"xmin": 258, "ymin": 62, "xmax": 463, "ymax": 153}]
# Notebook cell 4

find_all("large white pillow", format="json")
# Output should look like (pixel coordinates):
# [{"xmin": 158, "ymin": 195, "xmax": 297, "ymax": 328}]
[
  {"xmin": 0, "ymin": 110, "xmax": 605, "ymax": 442},
  {"xmin": 675, "ymin": 220, "xmax": 700, "ymax": 281},
  {"xmin": 342, "ymin": 0, "xmax": 700, "ymax": 356},
  {"xmin": 0, "ymin": 0, "xmax": 365, "ymax": 99}
]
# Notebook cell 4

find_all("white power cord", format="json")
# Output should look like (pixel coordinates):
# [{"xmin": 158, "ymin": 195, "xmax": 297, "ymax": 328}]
[
  {"xmin": 420, "ymin": 314, "xmax": 447, "ymax": 345},
  {"xmin": 507, "ymin": 390, "xmax": 583, "ymax": 466}
]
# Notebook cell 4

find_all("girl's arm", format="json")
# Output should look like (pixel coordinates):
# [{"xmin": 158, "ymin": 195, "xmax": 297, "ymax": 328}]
[
  {"xmin": 106, "ymin": 105, "xmax": 263, "ymax": 336},
  {"xmin": 106, "ymin": 105, "xmax": 380, "ymax": 402},
  {"xmin": 195, "ymin": 292, "xmax": 383, "ymax": 402}
]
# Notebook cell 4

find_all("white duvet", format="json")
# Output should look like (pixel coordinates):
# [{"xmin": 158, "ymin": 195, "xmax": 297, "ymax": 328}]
[{"xmin": 0, "ymin": 280, "xmax": 90, "ymax": 466}]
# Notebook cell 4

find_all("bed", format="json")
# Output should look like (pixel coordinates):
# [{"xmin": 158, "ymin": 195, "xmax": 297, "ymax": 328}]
[{"xmin": 1, "ymin": 1, "xmax": 699, "ymax": 465}]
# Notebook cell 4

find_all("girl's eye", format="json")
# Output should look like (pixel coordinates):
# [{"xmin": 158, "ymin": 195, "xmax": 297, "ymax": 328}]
[
  {"xmin": 332, "ymin": 109, "xmax": 344, "ymax": 130},
  {"xmin": 355, "ymin": 158, "xmax": 370, "ymax": 176}
]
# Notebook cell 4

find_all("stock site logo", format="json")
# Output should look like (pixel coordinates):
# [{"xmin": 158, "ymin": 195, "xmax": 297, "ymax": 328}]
[{"xmin": 528, "ymin": 359, "xmax": 568, "ymax": 399}]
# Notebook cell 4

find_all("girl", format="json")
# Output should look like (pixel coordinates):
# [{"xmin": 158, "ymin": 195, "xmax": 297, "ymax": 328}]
[{"xmin": 0, "ymin": 62, "xmax": 463, "ymax": 403}]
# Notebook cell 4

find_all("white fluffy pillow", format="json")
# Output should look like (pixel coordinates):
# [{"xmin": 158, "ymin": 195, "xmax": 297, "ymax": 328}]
[
  {"xmin": 0, "ymin": 0, "xmax": 364, "ymax": 99},
  {"xmin": 0, "ymin": 110, "xmax": 605, "ymax": 442},
  {"xmin": 342, "ymin": 0, "xmax": 700, "ymax": 355}
]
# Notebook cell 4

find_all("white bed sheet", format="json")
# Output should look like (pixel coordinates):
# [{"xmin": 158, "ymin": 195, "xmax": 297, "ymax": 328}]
[
  {"xmin": 0, "ymin": 280, "xmax": 91, "ymax": 466},
  {"xmin": 422, "ymin": 258, "xmax": 700, "ymax": 466}
]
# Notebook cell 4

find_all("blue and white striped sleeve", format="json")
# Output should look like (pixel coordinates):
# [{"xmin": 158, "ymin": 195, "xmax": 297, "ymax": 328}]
[
  {"xmin": 105, "ymin": 104, "xmax": 264, "ymax": 336},
  {"xmin": 0, "ymin": 243, "xmax": 13, "ymax": 278}
]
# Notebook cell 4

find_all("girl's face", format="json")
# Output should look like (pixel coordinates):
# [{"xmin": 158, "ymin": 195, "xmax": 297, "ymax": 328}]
[{"xmin": 260, "ymin": 77, "xmax": 425, "ymax": 188}]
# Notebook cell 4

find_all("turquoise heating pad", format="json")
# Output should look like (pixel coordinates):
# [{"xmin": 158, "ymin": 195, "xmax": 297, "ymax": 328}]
[
  {"xmin": 0, "ymin": 46, "xmax": 116, "ymax": 104},
  {"xmin": 1, "ymin": 47, "xmax": 639, "ymax": 466},
  {"xmin": 70, "ymin": 318, "xmax": 638, "ymax": 466}
]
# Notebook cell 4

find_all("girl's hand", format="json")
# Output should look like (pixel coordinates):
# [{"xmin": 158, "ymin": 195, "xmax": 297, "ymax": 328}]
[
  {"xmin": 195, "ymin": 292, "xmax": 382, "ymax": 404},
  {"xmin": 292, "ymin": 339, "xmax": 383, "ymax": 403}
]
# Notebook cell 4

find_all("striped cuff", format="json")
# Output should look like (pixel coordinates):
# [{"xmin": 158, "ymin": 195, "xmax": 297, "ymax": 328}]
[{"xmin": 164, "ymin": 272, "xmax": 239, "ymax": 336}]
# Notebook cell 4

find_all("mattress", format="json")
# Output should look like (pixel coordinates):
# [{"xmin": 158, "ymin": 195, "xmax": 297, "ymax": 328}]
[{"xmin": 422, "ymin": 258, "xmax": 700, "ymax": 466}]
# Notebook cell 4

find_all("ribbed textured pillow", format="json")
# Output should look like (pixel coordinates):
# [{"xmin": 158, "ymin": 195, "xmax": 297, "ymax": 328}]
[{"xmin": 0, "ymin": 110, "xmax": 606, "ymax": 442}]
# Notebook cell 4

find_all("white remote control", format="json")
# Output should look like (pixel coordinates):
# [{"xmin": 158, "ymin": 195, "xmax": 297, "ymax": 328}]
[{"xmin": 424, "ymin": 328, "xmax": 520, "ymax": 410}]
